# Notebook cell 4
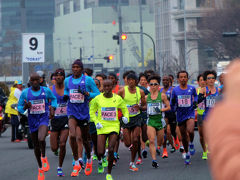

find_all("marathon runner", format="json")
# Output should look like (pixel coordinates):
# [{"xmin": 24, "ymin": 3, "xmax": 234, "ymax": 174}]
[
  {"xmin": 118, "ymin": 73, "xmax": 146, "ymax": 172},
  {"xmin": 49, "ymin": 68, "xmax": 69, "ymax": 176},
  {"xmin": 146, "ymin": 75, "xmax": 170, "ymax": 168},
  {"xmin": 64, "ymin": 59, "xmax": 100, "ymax": 177},
  {"xmin": 90, "ymin": 79, "xmax": 129, "ymax": 180},
  {"xmin": 18, "ymin": 73, "xmax": 57, "ymax": 180},
  {"xmin": 171, "ymin": 71, "xmax": 198, "ymax": 165}
]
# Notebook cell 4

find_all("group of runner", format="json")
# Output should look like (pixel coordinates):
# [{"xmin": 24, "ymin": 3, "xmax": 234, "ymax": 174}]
[{"xmin": 16, "ymin": 59, "xmax": 223, "ymax": 180}]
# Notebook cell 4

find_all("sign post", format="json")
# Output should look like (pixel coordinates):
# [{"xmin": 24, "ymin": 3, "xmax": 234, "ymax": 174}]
[{"xmin": 22, "ymin": 33, "xmax": 45, "ymax": 84}]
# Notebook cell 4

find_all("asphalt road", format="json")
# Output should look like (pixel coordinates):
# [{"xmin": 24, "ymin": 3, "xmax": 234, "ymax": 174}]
[{"xmin": 0, "ymin": 128, "xmax": 212, "ymax": 180}]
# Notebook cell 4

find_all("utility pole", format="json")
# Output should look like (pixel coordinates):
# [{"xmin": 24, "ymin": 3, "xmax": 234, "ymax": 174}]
[
  {"xmin": 91, "ymin": 30, "xmax": 95, "ymax": 72},
  {"xmin": 139, "ymin": 0, "xmax": 144, "ymax": 71},
  {"xmin": 21, "ymin": 0, "xmax": 29, "ymax": 85},
  {"xmin": 184, "ymin": 0, "xmax": 188, "ymax": 71},
  {"xmin": 118, "ymin": 0, "xmax": 124, "ymax": 85}
]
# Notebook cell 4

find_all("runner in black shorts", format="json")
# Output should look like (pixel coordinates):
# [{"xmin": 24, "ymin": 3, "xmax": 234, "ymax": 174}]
[{"xmin": 50, "ymin": 69, "xmax": 69, "ymax": 176}]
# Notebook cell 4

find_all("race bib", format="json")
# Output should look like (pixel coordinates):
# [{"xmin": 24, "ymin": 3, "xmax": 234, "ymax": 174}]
[
  {"xmin": 69, "ymin": 89, "xmax": 84, "ymax": 103},
  {"xmin": 147, "ymin": 103, "xmax": 161, "ymax": 115},
  {"xmin": 30, "ymin": 99, "xmax": 45, "ymax": 114},
  {"xmin": 206, "ymin": 96, "xmax": 216, "ymax": 108},
  {"xmin": 127, "ymin": 105, "xmax": 139, "ymax": 115},
  {"xmin": 55, "ymin": 103, "xmax": 67, "ymax": 116},
  {"xmin": 198, "ymin": 101, "xmax": 205, "ymax": 110},
  {"xmin": 178, "ymin": 95, "xmax": 191, "ymax": 107},
  {"xmin": 101, "ymin": 107, "xmax": 116, "ymax": 121}
]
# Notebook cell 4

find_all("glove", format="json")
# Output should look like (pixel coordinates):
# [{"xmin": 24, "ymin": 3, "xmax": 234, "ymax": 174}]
[
  {"xmin": 193, "ymin": 101, "xmax": 198, "ymax": 110},
  {"xmin": 78, "ymin": 86, "xmax": 86, "ymax": 94},
  {"xmin": 198, "ymin": 93, "xmax": 205, "ymax": 103},
  {"xmin": 96, "ymin": 122, "xmax": 103, "ymax": 129},
  {"xmin": 63, "ymin": 95, "xmax": 69, "ymax": 101},
  {"xmin": 122, "ymin": 117, "xmax": 128, "ymax": 124}
]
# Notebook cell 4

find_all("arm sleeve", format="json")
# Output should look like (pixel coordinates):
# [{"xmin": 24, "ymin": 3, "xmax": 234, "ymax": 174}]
[
  {"xmin": 64, "ymin": 78, "xmax": 69, "ymax": 96},
  {"xmin": 14, "ymin": 89, "xmax": 22, "ymax": 101},
  {"xmin": 193, "ymin": 88, "xmax": 198, "ymax": 102},
  {"xmin": 17, "ymin": 89, "xmax": 28, "ymax": 114},
  {"xmin": 118, "ymin": 96, "xmax": 129, "ymax": 122},
  {"xmin": 89, "ymin": 98, "xmax": 98, "ymax": 124},
  {"xmin": 44, "ymin": 87, "xmax": 57, "ymax": 108},
  {"xmin": 87, "ymin": 77, "xmax": 100, "ymax": 99}
]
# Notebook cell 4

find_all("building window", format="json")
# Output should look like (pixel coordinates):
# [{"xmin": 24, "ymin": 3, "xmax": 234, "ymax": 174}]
[
  {"xmin": 63, "ymin": 2, "xmax": 70, "ymax": 15},
  {"xmin": 178, "ymin": 0, "xmax": 184, "ymax": 9},
  {"xmin": 178, "ymin": 18, "xmax": 184, "ymax": 32},
  {"xmin": 73, "ymin": 0, "xmax": 80, "ymax": 12},
  {"xmin": 196, "ymin": 0, "xmax": 205, "ymax": 7}
]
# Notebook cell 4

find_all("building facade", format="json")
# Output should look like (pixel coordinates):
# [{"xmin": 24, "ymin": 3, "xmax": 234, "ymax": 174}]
[
  {"xmin": 54, "ymin": 0, "xmax": 155, "ymax": 75},
  {"xmin": 155, "ymin": 0, "xmax": 216, "ymax": 80}
]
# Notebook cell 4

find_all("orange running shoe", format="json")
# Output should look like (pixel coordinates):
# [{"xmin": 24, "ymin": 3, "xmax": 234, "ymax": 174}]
[
  {"xmin": 129, "ymin": 164, "xmax": 138, "ymax": 172},
  {"xmin": 38, "ymin": 169, "xmax": 45, "ymax": 180},
  {"xmin": 162, "ymin": 148, "xmax": 168, "ymax": 158},
  {"xmin": 71, "ymin": 165, "xmax": 81, "ymax": 177},
  {"xmin": 174, "ymin": 137, "xmax": 180, "ymax": 150},
  {"xmin": 136, "ymin": 158, "xmax": 143, "ymax": 165},
  {"xmin": 41, "ymin": 157, "xmax": 50, "ymax": 172},
  {"xmin": 84, "ymin": 162, "xmax": 92, "ymax": 176}
]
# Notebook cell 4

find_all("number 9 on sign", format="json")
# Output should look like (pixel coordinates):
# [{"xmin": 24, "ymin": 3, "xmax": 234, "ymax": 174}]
[{"xmin": 29, "ymin": 37, "xmax": 38, "ymax": 50}]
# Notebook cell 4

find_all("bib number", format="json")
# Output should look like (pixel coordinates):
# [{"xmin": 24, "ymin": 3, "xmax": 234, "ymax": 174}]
[
  {"xmin": 30, "ymin": 99, "xmax": 45, "ymax": 114},
  {"xmin": 178, "ymin": 95, "xmax": 191, "ymax": 107},
  {"xmin": 206, "ymin": 96, "xmax": 216, "ymax": 108},
  {"xmin": 101, "ymin": 107, "xmax": 116, "ymax": 121},
  {"xmin": 55, "ymin": 103, "xmax": 67, "ymax": 116},
  {"xmin": 127, "ymin": 105, "xmax": 138, "ymax": 115},
  {"xmin": 147, "ymin": 103, "xmax": 161, "ymax": 115},
  {"xmin": 70, "ymin": 89, "xmax": 84, "ymax": 103}
]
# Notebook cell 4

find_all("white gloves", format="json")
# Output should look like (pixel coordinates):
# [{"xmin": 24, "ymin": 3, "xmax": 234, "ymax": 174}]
[
  {"xmin": 122, "ymin": 117, "xmax": 129, "ymax": 124},
  {"xmin": 96, "ymin": 122, "xmax": 103, "ymax": 129}
]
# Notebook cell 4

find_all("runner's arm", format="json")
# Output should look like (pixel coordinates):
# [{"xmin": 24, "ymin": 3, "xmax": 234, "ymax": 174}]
[
  {"xmin": 89, "ymin": 98, "xmax": 98, "ymax": 124},
  {"xmin": 64, "ymin": 78, "xmax": 70, "ymax": 96},
  {"xmin": 193, "ymin": 87, "xmax": 198, "ymax": 103},
  {"xmin": 140, "ymin": 89, "xmax": 147, "ymax": 111},
  {"xmin": 118, "ymin": 96, "xmax": 129, "ymax": 122},
  {"xmin": 44, "ymin": 87, "xmax": 57, "ymax": 109},
  {"xmin": 87, "ymin": 77, "xmax": 100, "ymax": 98},
  {"xmin": 118, "ymin": 88, "xmax": 124, "ymax": 98},
  {"xmin": 17, "ymin": 89, "xmax": 28, "ymax": 114},
  {"xmin": 161, "ymin": 93, "xmax": 171, "ymax": 112}
]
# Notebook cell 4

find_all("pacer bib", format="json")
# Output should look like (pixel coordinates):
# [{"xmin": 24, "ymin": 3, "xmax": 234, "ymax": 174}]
[
  {"xmin": 30, "ymin": 99, "xmax": 45, "ymax": 114},
  {"xmin": 101, "ymin": 107, "xmax": 117, "ymax": 121},
  {"xmin": 147, "ymin": 102, "xmax": 161, "ymax": 115},
  {"xmin": 55, "ymin": 103, "xmax": 67, "ymax": 116},
  {"xmin": 178, "ymin": 95, "xmax": 191, "ymax": 107},
  {"xmin": 69, "ymin": 89, "xmax": 84, "ymax": 103}
]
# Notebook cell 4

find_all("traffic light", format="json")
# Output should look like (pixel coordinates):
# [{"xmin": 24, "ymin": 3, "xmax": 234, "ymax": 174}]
[
  {"xmin": 104, "ymin": 55, "xmax": 114, "ymax": 63},
  {"xmin": 112, "ymin": 34, "xmax": 119, "ymax": 44},
  {"xmin": 121, "ymin": 34, "xmax": 127, "ymax": 40}
]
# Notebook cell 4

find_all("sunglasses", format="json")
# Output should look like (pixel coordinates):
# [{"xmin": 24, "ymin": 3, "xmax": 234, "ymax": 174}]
[
  {"xmin": 207, "ymin": 77, "xmax": 215, "ymax": 80},
  {"xmin": 149, "ymin": 83, "xmax": 159, "ymax": 86}
]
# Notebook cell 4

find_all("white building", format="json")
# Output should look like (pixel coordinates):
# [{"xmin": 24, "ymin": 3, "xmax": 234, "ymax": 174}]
[
  {"xmin": 155, "ymin": 0, "xmax": 216, "ymax": 79},
  {"xmin": 54, "ymin": 0, "xmax": 155, "ymax": 75}
]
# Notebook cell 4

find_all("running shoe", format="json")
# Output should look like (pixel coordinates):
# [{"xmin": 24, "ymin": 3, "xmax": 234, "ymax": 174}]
[
  {"xmin": 184, "ymin": 153, "xmax": 191, "ymax": 165},
  {"xmin": 84, "ymin": 162, "xmax": 92, "ymax": 176},
  {"xmin": 180, "ymin": 146, "xmax": 184, "ymax": 153},
  {"xmin": 162, "ymin": 148, "xmax": 168, "ymax": 158},
  {"xmin": 79, "ymin": 159, "xmax": 85, "ymax": 169},
  {"xmin": 170, "ymin": 146, "xmax": 176, "ymax": 153},
  {"xmin": 102, "ymin": 157, "xmax": 108, "ymax": 167},
  {"xmin": 71, "ymin": 165, "xmax": 81, "ymax": 177},
  {"xmin": 145, "ymin": 140, "xmax": 150, "ymax": 147},
  {"xmin": 156, "ymin": 147, "xmax": 161, "ymax": 156},
  {"xmin": 189, "ymin": 143, "xmax": 195, "ymax": 156},
  {"xmin": 57, "ymin": 167, "xmax": 64, "ymax": 177},
  {"xmin": 14, "ymin": 139, "xmax": 21, "ymax": 143},
  {"xmin": 98, "ymin": 163, "xmax": 104, "ymax": 174},
  {"xmin": 152, "ymin": 160, "xmax": 159, "ymax": 168},
  {"xmin": 54, "ymin": 149, "xmax": 59, "ymax": 156},
  {"xmin": 173, "ymin": 137, "xmax": 180, "ymax": 150},
  {"xmin": 92, "ymin": 154, "xmax": 98, "ymax": 161},
  {"xmin": 114, "ymin": 152, "xmax": 118, "ymax": 160},
  {"xmin": 202, "ymin": 152, "xmax": 208, "ymax": 160},
  {"xmin": 106, "ymin": 174, "xmax": 113, "ymax": 180},
  {"xmin": 129, "ymin": 164, "xmax": 138, "ymax": 172},
  {"xmin": 38, "ymin": 169, "xmax": 45, "ymax": 180},
  {"xmin": 41, "ymin": 157, "xmax": 50, "ymax": 172},
  {"xmin": 182, "ymin": 152, "xmax": 186, "ymax": 159},
  {"xmin": 142, "ymin": 150, "xmax": 147, "ymax": 158},
  {"xmin": 136, "ymin": 158, "xmax": 143, "ymax": 165}
]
